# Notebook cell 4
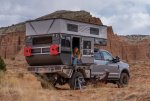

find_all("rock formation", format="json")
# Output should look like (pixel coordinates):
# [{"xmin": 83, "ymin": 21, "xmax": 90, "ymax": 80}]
[
  {"xmin": 0, "ymin": 10, "xmax": 149, "ymax": 61},
  {"xmin": 36, "ymin": 10, "xmax": 102, "ymax": 25}
]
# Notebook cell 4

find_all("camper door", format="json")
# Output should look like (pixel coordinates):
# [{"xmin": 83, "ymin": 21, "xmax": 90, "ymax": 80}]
[{"xmin": 81, "ymin": 37, "xmax": 94, "ymax": 64}]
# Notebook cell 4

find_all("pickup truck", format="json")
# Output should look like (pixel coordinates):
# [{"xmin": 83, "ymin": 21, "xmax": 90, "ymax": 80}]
[
  {"xmin": 92, "ymin": 49, "xmax": 130, "ymax": 86},
  {"xmin": 28, "ymin": 49, "xmax": 130, "ymax": 89},
  {"xmin": 25, "ymin": 18, "xmax": 130, "ymax": 89}
]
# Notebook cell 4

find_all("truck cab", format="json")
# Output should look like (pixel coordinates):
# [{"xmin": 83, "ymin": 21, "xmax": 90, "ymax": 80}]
[{"xmin": 92, "ymin": 49, "xmax": 130, "ymax": 85}]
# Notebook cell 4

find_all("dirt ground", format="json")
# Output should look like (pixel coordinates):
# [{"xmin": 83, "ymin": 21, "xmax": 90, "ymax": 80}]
[{"xmin": 0, "ymin": 56, "xmax": 150, "ymax": 101}]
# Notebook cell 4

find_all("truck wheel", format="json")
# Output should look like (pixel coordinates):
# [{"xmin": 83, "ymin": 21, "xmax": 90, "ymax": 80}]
[
  {"xmin": 118, "ymin": 73, "xmax": 129, "ymax": 87},
  {"xmin": 69, "ymin": 72, "xmax": 85, "ymax": 90}
]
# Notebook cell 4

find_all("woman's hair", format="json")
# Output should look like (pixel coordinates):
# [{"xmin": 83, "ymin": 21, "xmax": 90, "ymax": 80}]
[
  {"xmin": 73, "ymin": 47, "xmax": 80, "ymax": 59},
  {"xmin": 73, "ymin": 47, "xmax": 79, "ymax": 55}
]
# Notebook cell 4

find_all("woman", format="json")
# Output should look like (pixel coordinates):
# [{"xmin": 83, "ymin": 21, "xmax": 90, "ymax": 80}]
[{"xmin": 72, "ymin": 47, "xmax": 81, "ymax": 65}]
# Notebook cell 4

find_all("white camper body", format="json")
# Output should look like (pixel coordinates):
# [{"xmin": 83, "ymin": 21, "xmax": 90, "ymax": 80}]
[
  {"xmin": 25, "ymin": 18, "xmax": 108, "ymax": 66},
  {"xmin": 26, "ymin": 18, "xmax": 107, "ymax": 39}
]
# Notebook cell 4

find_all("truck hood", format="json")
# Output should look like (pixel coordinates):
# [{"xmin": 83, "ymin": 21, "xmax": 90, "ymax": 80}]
[{"xmin": 118, "ymin": 61, "xmax": 129, "ymax": 69}]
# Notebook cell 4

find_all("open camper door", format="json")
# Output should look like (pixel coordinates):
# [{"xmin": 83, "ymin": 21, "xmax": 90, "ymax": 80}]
[{"xmin": 81, "ymin": 37, "xmax": 94, "ymax": 64}]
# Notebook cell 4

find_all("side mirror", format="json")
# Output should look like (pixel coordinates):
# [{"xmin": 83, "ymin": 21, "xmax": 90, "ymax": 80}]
[
  {"xmin": 112, "ymin": 56, "xmax": 120, "ymax": 63},
  {"xmin": 116, "ymin": 56, "xmax": 120, "ymax": 61}
]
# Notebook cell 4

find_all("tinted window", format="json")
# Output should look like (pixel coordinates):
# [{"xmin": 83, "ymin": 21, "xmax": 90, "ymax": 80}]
[
  {"xmin": 83, "ymin": 41, "xmax": 91, "ymax": 49},
  {"xmin": 94, "ymin": 52, "xmax": 103, "ymax": 60},
  {"xmin": 95, "ymin": 38, "xmax": 107, "ymax": 45},
  {"xmin": 90, "ymin": 27, "xmax": 99, "ymax": 35},
  {"xmin": 61, "ymin": 36, "xmax": 71, "ymax": 47},
  {"xmin": 83, "ymin": 41, "xmax": 91, "ymax": 55},
  {"xmin": 67, "ymin": 24, "xmax": 78, "ymax": 32},
  {"xmin": 101, "ymin": 51, "xmax": 113, "ymax": 61},
  {"xmin": 33, "ymin": 36, "xmax": 52, "ymax": 45}
]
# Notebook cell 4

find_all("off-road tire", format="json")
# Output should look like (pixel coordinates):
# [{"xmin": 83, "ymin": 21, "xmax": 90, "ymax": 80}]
[
  {"xmin": 118, "ymin": 73, "xmax": 129, "ymax": 87},
  {"xmin": 69, "ymin": 72, "xmax": 85, "ymax": 90}
]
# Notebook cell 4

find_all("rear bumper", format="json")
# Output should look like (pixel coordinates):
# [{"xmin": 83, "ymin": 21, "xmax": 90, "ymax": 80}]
[
  {"xmin": 26, "ymin": 54, "xmax": 62, "ymax": 66},
  {"xmin": 28, "ymin": 65, "xmax": 73, "ymax": 78}
]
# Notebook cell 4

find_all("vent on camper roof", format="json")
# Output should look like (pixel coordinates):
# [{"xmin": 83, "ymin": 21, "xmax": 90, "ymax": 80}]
[{"xmin": 67, "ymin": 24, "xmax": 78, "ymax": 32}]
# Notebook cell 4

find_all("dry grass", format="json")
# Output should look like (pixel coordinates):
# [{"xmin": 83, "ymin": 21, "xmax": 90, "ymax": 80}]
[
  {"xmin": 0, "ymin": 57, "xmax": 150, "ymax": 101},
  {"xmin": 0, "ymin": 71, "xmax": 53, "ymax": 101}
]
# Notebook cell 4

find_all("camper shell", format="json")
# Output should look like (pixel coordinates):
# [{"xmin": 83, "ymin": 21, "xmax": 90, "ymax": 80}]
[
  {"xmin": 25, "ymin": 18, "xmax": 107, "ymax": 66},
  {"xmin": 24, "ymin": 18, "xmax": 113, "ymax": 89}
]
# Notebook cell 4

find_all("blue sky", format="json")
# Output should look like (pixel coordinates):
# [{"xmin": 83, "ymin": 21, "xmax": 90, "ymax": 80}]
[{"xmin": 0, "ymin": 0, "xmax": 150, "ymax": 35}]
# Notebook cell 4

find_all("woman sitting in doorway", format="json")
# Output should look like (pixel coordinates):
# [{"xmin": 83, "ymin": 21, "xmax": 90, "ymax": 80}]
[{"xmin": 72, "ymin": 47, "xmax": 81, "ymax": 65}]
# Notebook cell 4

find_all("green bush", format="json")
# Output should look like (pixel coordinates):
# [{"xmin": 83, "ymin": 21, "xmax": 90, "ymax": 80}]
[{"xmin": 0, "ymin": 57, "xmax": 6, "ymax": 71}]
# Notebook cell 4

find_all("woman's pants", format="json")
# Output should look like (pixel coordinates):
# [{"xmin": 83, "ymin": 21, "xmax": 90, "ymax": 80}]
[{"xmin": 72, "ymin": 58, "xmax": 78, "ymax": 65}]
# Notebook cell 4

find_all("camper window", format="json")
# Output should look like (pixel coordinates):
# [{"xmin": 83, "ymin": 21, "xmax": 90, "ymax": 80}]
[
  {"xmin": 90, "ymin": 27, "xmax": 99, "ymax": 35},
  {"xmin": 67, "ymin": 24, "xmax": 78, "ymax": 32},
  {"xmin": 61, "ymin": 36, "xmax": 71, "ymax": 47},
  {"xmin": 33, "ymin": 36, "xmax": 52, "ymax": 45},
  {"xmin": 83, "ymin": 41, "xmax": 92, "ymax": 55},
  {"xmin": 95, "ymin": 38, "xmax": 107, "ymax": 46}
]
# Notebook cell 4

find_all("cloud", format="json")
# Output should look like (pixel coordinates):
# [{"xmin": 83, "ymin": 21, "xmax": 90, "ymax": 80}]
[{"xmin": 0, "ymin": 0, "xmax": 150, "ymax": 35}]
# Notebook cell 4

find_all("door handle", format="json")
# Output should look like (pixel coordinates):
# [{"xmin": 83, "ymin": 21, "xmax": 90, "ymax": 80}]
[{"xmin": 118, "ymin": 65, "xmax": 120, "ymax": 70}]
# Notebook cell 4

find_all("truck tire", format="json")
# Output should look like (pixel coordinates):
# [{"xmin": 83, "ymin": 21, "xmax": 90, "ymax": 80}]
[
  {"xmin": 69, "ymin": 72, "xmax": 85, "ymax": 90},
  {"xmin": 119, "ymin": 72, "xmax": 129, "ymax": 87}
]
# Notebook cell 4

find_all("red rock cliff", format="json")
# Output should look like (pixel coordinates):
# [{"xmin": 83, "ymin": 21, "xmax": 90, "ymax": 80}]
[{"xmin": 0, "ymin": 10, "xmax": 149, "ymax": 61}]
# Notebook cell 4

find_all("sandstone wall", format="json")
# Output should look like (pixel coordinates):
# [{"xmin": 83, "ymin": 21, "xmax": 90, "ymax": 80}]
[
  {"xmin": 0, "ymin": 31, "xmax": 25, "ymax": 59},
  {"xmin": 0, "ymin": 27, "xmax": 149, "ymax": 62},
  {"xmin": 0, "ymin": 10, "xmax": 149, "ymax": 62},
  {"xmin": 136, "ymin": 39, "xmax": 150, "ymax": 60},
  {"xmin": 37, "ymin": 10, "xmax": 102, "ymax": 25},
  {"xmin": 0, "ymin": 26, "xmax": 149, "ymax": 62},
  {"xmin": 98, "ymin": 26, "xmax": 150, "ymax": 61},
  {"xmin": 0, "ymin": 10, "xmax": 103, "ymax": 60}
]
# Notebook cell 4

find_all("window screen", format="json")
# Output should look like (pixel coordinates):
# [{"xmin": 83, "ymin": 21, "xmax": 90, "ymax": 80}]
[
  {"xmin": 83, "ymin": 41, "xmax": 91, "ymax": 49},
  {"xmin": 90, "ymin": 27, "xmax": 99, "ymax": 35},
  {"xmin": 61, "ymin": 36, "xmax": 71, "ymax": 47},
  {"xmin": 67, "ymin": 24, "xmax": 78, "ymax": 32},
  {"xmin": 83, "ymin": 41, "xmax": 92, "ymax": 55}
]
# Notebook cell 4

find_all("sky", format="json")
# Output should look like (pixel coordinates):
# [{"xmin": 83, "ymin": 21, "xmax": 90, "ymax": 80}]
[{"xmin": 0, "ymin": 0, "xmax": 150, "ymax": 35}]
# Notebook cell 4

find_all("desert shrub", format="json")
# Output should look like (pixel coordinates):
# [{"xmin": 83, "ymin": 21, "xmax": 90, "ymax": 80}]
[
  {"xmin": 0, "ymin": 57, "xmax": 6, "ymax": 71},
  {"xmin": 0, "ymin": 71, "xmax": 5, "ymax": 84}
]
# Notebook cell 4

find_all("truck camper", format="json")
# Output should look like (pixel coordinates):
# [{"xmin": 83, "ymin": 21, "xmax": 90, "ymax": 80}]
[{"xmin": 25, "ymin": 18, "xmax": 129, "ymax": 89}]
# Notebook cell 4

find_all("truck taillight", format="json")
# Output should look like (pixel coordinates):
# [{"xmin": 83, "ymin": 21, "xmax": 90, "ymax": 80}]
[
  {"xmin": 24, "ymin": 47, "xmax": 32, "ymax": 57},
  {"xmin": 50, "ymin": 44, "xmax": 59, "ymax": 55}
]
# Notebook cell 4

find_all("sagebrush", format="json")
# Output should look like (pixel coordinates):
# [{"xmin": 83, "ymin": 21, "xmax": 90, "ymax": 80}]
[{"xmin": 0, "ymin": 57, "xmax": 6, "ymax": 71}]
